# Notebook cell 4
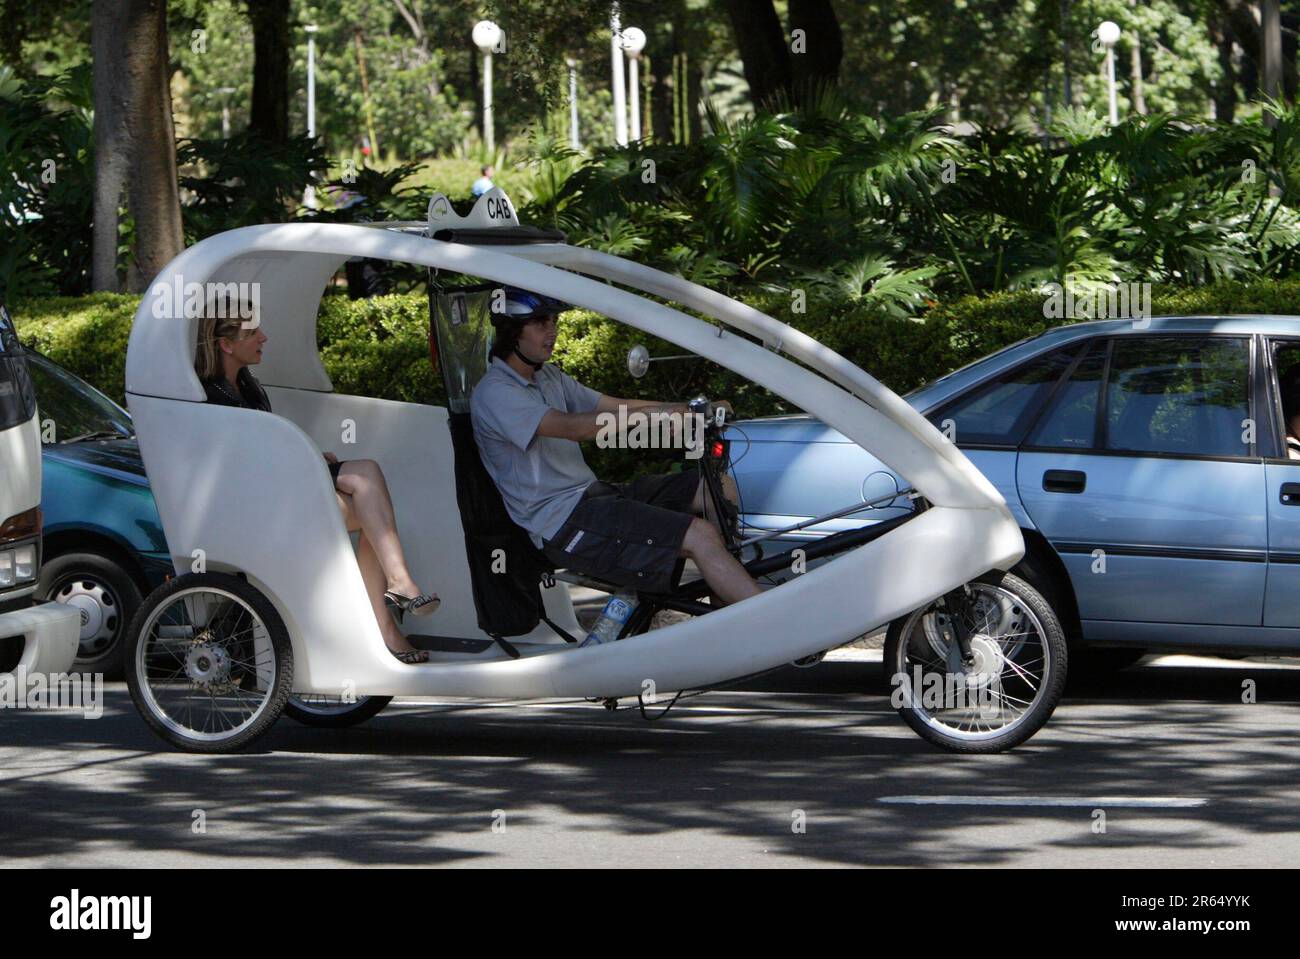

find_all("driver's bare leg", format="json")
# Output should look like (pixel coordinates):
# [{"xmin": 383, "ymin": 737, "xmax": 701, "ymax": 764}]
[
  {"xmin": 691, "ymin": 474, "xmax": 740, "ymax": 533},
  {"xmin": 681, "ymin": 517, "xmax": 761, "ymax": 606},
  {"xmin": 336, "ymin": 491, "xmax": 423, "ymax": 655}
]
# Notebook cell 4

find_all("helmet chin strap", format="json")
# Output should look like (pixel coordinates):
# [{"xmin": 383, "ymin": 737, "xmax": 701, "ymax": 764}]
[{"xmin": 513, "ymin": 346, "xmax": 544, "ymax": 371}]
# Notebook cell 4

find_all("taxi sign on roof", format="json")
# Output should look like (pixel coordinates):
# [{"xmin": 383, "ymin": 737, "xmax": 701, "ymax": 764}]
[{"xmin": 427, "ymin": 187, "xmax": 520, "ymax": 233}]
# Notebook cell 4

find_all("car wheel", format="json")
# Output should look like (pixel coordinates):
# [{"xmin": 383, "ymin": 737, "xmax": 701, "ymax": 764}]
[{"xmin": 39, "ymin": 551, "xmax": 142, "ymax": 680}]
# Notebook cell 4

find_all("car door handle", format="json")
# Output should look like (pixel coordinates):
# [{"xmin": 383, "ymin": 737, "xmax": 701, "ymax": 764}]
[
  {"xmin": 1280, "ymin": 483, "xmax": 1300, "ymax": 505},
  {"xmin": 1043, "ymin": 469, "xmax": 1086, "ymax": 494}
]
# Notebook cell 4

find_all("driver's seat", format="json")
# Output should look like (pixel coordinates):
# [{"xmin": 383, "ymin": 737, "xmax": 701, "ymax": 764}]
[{"xmin": 447, "ymin": 411, "xmax": 578, "ymax": 657}]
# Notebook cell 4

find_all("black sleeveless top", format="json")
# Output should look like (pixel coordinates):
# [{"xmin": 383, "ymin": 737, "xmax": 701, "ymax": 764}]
[
  {"xmin": 203, "ymin": 367, "xmax": 345, "ymax": 481},
  {"xmin": 201, "ymin": 367, "xmax": 272, "ymax": 411}
]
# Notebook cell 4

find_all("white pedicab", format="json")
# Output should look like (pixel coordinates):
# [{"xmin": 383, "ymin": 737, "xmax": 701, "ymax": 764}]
[{"xmin": 122, "ymin": 189, "xmax": 1066, "ymax": 753}]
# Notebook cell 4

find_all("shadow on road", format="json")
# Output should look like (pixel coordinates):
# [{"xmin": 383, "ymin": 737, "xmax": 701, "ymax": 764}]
[{"xmin": 2, "ymin": 659, "xmax": 1297, "ymax": 866}]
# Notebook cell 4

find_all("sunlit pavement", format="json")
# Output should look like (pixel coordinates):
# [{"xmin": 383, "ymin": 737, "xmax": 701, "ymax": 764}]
[{"xmin": 2, "ymin": 655, "xmax": 1297, "ymax": 868}]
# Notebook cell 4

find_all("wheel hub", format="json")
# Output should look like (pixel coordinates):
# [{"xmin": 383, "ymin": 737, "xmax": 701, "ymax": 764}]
[
  {"xmin": 965, "ymin": 634, "xmax": 1003, "ymax": 679},
  {"xmin": 185, "ymin": 642, "xmax": 232, "ymax": 687},
  {"xmin": 56, "ymin": 579, "xmax": 117, "ymax": 654}
]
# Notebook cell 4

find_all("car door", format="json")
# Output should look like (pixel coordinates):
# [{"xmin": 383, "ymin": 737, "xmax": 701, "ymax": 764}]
[
  {"xmin": 1016, "ymin": 334, "xmax": 1266, "ymax": 627},
  {"xmin": 925, "ymin": 342, "xmax": 1085, "ymax": 525},
  {"xmin": 1261, "ymin": 336, "xmax": 1300, "ymax": 628}
]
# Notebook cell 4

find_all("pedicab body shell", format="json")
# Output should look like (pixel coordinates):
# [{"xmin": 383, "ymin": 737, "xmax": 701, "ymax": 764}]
[{"xmin": 124, "ymin": 190, "xmax": 1024, "ymax": 700}]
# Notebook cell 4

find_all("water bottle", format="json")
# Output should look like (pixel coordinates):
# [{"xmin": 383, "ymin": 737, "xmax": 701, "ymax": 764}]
[{"xmin": 582, "ymin": 591, "xmax": 639, "ymax": 647}]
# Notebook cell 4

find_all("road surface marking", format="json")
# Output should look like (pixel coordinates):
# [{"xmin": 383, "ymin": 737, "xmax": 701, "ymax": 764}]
[{"xmin": 878, "ymin": 795, "xmax": 1207, "ymax": 808}]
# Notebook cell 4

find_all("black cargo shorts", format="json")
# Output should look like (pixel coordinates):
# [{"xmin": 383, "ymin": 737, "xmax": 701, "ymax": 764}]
[{"xmin": 541, "ymin": 472, "xmax": 700, "ymax": 593}]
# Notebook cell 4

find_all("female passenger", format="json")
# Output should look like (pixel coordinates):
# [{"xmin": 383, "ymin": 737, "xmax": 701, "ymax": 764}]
[{"xmin": 196, "ymin": 301, "xmax": 438, "ymax": 664}]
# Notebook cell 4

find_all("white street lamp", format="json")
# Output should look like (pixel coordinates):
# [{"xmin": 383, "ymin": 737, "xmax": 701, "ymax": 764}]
[
  {"xmin": 1097, "ymin": 20, "xmax": 1121, "ymax": 125},
  {"xmin": 610, "ymin": 3, "xmax": 627, "ymax": 146},
  {"xmin": 567, "ymin": 58, "xmax": 581, "ymax": 151},
  {"xmin": 622, "ymin": 26, "xmax": 646, "ymax": 142},
  {"xmin": 305, "ymin": 24, "xmax": 318, "ymax": 140},
  {"xmin": 217, "ymin": 86, "xmax": 235, "ymax": 139},
  {"xmin": 303, "ymin": 25, "xmax": 318, "ymax": 209},
  {"xmin": 472, "ymin": 19, "xmax": 502, "ymax": 154}
]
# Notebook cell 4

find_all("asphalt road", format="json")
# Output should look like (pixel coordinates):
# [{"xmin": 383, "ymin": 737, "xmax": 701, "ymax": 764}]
[{"xmin": 2, "ymin": 655, "xmax": 1298, "ymax": 868}]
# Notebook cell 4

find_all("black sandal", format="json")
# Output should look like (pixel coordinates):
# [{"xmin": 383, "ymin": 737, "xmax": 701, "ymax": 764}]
[
  {"xmin": 389, "ymin": 647, "xmax": 430, "ymax": 664},
  {"xmin": 383, "ymin": 590, "xmax": 440, "ymax": 624}
]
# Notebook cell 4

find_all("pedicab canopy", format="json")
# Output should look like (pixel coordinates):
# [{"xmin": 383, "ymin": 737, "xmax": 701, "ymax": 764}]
[
  {"xmin": 124, "ymin": 188, "xmax": 1005, "ymax": 513},
  {"xmin": 123, "ymin": 187, "xmax": 1024, "ymax": 698}
]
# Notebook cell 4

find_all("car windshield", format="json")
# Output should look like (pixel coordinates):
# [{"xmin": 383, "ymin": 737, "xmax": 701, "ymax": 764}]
[
  {"xmin": 27, "ymin": 353, "xmax": 133, "ymax": 442},
  {"xmin": 902, "ymin": 331, "xmax": 1049, "ymax": 402}
]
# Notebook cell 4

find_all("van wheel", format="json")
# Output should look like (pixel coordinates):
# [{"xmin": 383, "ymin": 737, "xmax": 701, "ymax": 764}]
[
  {"xmin": 885, "ymin": 571, "xmax": 1067, "ymax": 753},
  {"xmin": 125, "ymin": 573, "xmax": 293, "ymax": 753},
  {"xmin": 285, "ymin": 694, "xmax": 392, "ymax": 727},
  {"xmin": 39, "ymin": 551, "xmax": 141, "ymax": 680}
]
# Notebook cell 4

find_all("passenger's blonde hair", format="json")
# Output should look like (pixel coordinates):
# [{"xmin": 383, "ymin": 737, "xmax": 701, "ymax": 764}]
[{"xmin": 194, "ymin": 293, "xmax": 259, "ymax": 382}]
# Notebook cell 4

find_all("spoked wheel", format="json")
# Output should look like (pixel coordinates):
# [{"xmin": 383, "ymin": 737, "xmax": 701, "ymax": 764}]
[
  {"xmin": 884, "ymin": 571, "xmax": 1067, "ymax": 753},
  {"xmin": 125, "ymin": 572, "xmax": 293, "ymax": 753},
  {"xmin": 284, "ymin": 693, "xmax": 392, "ymax": 728}
]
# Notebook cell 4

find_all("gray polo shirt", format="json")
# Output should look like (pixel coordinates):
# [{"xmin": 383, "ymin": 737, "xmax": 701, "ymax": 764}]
[{"xmin": 470, "ymin": 356, "xmax": 602, "ymax": 545}]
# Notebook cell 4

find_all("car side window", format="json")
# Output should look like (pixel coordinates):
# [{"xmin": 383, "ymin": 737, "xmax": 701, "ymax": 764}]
[
  {"xmin": 929, "ymin": 346, "xmax": 1078, "ymax": 446},
  {"xmin": 1025, "ymin": 341, "xmax": 1107, "ymax": 449},
  {"xmin": 1104, "ymin": 337, "xmax": 1250, "ymax": 457}
]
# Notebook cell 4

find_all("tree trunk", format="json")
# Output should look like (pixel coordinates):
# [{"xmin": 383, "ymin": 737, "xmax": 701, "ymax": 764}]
[
  {"xmin": 1060, "ymin": 0, "xmax": 1073, "ymax": 106},
  {"xmin": 687, "ymin": 55, "xmax": 703, "ymax": 140},
  {"xmin": 1128, "ymin": 1, "xmax": 1146, "ymax": 115},
  {"xmin": 1216, "ymin": 0, "xmax": 1295, "ymax": 103},
  {"xmin": 247, "ymin": 0, "xmax": 291, "ymax": 143},
  {"xmin": 91, "ymin": 1, "xmax": 128, "ymax": 291},
  {"xmin": 1211, "ymin": 12, "xmax": 1238, "ymax": 122},
  {"xmin": 1262, "ymin": 0, "xmax": 1282, "ymax": 112},
  {"xmin": 1285, "ymin": 14, "xmax": 1298, "ymax": 101},
  {"xmin": 720, "ymin": 0, "xmax": 792, "ymax": 109},
  {"xmin": 92, "ymin": 0, "xmax": 183, "ymax": 294},
  {"xmin": 787, "ymin": 0, "xmax": 842, "ymax": 99}
]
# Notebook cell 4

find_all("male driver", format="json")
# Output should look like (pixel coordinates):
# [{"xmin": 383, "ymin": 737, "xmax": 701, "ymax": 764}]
[{"xmin": 470, "ymin": 287, "xmax": 762, "ymax": 605}]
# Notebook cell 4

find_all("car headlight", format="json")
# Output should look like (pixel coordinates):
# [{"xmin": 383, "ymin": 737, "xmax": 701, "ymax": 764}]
[
  {"xmin": 0, "ymin": 545, "xmax": 38, "ymax": 588},
  {"xmin": 13, "ymin": 544, "xmax": 34, "ymax": 580},
  {"xmin": 0, "ymin": 507, "xmax": 41, "ymax": 589}
]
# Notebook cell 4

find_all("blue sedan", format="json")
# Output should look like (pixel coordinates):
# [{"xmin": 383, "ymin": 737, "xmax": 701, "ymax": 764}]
[
  {"xmin": 728, "ymin": 316, "xmax": 1300, "ymax": 663},
  {"xmin": 29, "ymin": 354, "xmax": 170, "ymax": 677}
]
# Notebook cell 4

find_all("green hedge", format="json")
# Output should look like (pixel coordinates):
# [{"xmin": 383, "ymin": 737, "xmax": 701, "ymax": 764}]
[{"xmin": 15, "ymin": 279, "xmax": 1300, "ymax": 479}]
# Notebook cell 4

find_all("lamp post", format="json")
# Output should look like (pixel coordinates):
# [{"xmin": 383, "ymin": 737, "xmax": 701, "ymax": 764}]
[
  {"xmin": 305, "ymin": 24, "xmax": 317, "ymax": 139},
  {"xmin": 567, "ymin": 58, "xmax": 581, "ymax": 150},
  {"xmin": 217, "ymin": 86, "xmax": 235, "ymax": 138},
  {"xmin": 472, "ymin": 20, "xmax": 502, "ymax": 154},
  {"xmin": 303, "ymin": 25, "xmax": 319, "ymax": 208},
  {"xmin": 610, "ymin": 3, "xmax": 627, "ymax": 146},
  {"xmin": 1097, "ymin": 20, "xmax": 1120, "ymax": 125},
  {"xmin": 622, "ymin": 27, "xmax": 646, "ymax": 142}
]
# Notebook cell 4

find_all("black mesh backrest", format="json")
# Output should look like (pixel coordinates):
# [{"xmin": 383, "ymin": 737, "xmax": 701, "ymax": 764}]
[{"xmin": 448, "ymin": 412, "xmax": 555, "ymax": 637}]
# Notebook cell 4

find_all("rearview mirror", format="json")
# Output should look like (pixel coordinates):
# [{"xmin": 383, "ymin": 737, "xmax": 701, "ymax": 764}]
[{"xmin": 627, "ymin": 344, "xmax": 651, "ymax": 379}]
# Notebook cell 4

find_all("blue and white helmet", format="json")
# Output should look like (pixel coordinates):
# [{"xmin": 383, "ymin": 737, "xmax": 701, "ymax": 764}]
[{"xmin": 491, "ymin": 287, "xmax": 570, "ymax": 324}]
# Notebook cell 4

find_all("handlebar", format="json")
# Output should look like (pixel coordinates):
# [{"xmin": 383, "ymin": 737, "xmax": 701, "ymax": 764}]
[{"xmin": 688, "ymin": 395, "xmax": 732, "ymax": 430}]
